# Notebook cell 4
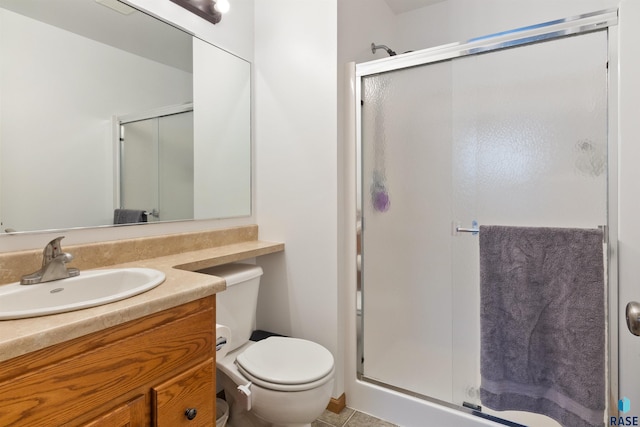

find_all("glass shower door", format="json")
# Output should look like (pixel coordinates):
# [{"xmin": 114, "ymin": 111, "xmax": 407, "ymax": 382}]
[
  {"xmin": 120, "ymin": 110, "xmax": 194, "ymax": 222},
  {"xmin": 449, "ymin": 31, "xmax": 608, "ymax": 420},
  {"xmin": 120, "ymin": 118, "xmax": 159, "ymax": 220},
  {"xmin": 360, "ymin": 60, "xmax": 455, "ymax": 402},
  {"xmin": 359, "ymin": 28, "xmax": 608, "ymax": 426}
]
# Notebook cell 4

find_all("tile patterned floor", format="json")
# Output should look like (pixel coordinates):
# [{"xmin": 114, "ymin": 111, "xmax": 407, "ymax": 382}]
[{"xmin": 313, "ymin": 407, "xmax": 399, "ymax": 427}]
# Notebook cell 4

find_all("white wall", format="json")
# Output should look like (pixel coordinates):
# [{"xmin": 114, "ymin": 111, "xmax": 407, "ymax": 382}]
[
  {"xmin": 0, "ymin": 7, "xmax": 3, "ymax": 232},
  {"xmin": 338, "ymin": 0, "xmax": 397, "ymax": 64},
  {"xmin": 253, "ymin": 0, "xmax": 341, "ymax": 396}
]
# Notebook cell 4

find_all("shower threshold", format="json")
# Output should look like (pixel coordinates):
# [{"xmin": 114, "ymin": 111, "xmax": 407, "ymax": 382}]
[{"xmin": 357, "ymin": 374, "xmax": 528, "ymax": 427}]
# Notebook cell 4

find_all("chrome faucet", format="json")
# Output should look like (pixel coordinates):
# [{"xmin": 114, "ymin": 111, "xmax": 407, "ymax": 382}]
[{"xmin": 20, "ymin": 237, "xmax": 80, "ymax": 285}]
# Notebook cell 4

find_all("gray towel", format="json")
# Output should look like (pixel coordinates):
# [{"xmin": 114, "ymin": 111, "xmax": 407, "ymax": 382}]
[
  {"xmin": 113, "ymin": 209, "xmax": 148, "ymax": 224},
  {"xmin": 479, "ymin": 225, "xmax": 605, "ymax": 427}
]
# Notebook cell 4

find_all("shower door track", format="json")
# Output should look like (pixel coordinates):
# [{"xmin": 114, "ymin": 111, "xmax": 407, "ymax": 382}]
[
  {"xmin": 355, "ymin": 7, "xmax": 620, "ymax": 426},
  {"xmin": 355, "ymin": 9, "xmax": 617, "ymax": 79}
]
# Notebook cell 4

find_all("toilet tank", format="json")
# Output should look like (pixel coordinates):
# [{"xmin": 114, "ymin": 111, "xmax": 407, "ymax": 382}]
[{"xmin": 198, "ymin": 263, "xmax": 263, "ymax": 353}]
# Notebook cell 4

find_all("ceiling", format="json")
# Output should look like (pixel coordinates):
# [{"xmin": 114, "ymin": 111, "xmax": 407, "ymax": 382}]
[{"xmin": 384, "ymin": 0, "xmax": 446, "ymax": 14}]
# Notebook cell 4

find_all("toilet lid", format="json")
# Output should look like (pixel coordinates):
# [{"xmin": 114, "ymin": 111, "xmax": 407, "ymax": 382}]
[{"xmin": 236, "ymin": 337, "xmax": 334, "ymax": 385}]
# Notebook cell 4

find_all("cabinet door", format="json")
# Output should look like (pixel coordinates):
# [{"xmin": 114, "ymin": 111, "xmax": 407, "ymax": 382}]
[
  {"xmin": 82, "ymin": 395, "xmax": 146, "ymax": 427},
  {"xmin": 152, "ymin": 359, "xmax": 215, "ymax": 427}
]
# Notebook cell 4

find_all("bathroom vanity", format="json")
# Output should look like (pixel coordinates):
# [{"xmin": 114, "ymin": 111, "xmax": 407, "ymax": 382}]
[
  {"xmin": 0, "ymin": 297, "xmax": 215, "ymax": 426},
  {"xmin": 0, "ymin": 225, "xmax": 284, "ymax": 426}
]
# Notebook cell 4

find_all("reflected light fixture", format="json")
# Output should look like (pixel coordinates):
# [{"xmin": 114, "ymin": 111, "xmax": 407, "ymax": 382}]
[
  {"xmin": 215, "ymin": 0, "xmax": 230, "ymax": 14},
  {"xmin": 169, "ymin": 0, "xmax": 228, "ymax": 25}
]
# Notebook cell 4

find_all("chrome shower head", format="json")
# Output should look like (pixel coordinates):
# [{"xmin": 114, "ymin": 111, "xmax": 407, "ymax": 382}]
[{"xmin": 371, "ymin": 42, "xmax": 397, "ymax": 56}]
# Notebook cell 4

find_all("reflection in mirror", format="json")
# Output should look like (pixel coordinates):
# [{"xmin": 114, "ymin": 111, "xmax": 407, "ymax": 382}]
[
  {"xmin": 118, "ymin": 105, "xmax": 195, "ymax": 224},
  {"xmin": 0, "ymin": 0, "xmax": 251, "ymax": 233}
]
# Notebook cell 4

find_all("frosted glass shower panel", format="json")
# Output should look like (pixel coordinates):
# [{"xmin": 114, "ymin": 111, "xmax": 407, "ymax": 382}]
[
  {"xmin": 361, "ymin": 61, "xmax": 454, "ymax": 401},
  {"xmin": 120, "ymin": 111, "xmax": 194, "ymax": 222},
  {"xmin": 450, "ymin": 31, "xmax": 608, "ymax": 414},
  {"xmin": 452, "ymin": 31, "xmax": 608, "ymax": 228},
  {"xmin": 158, "ymin": 111, "xmax": 194, "ymax": 222},
  {"xmin": 359, "ymin": 28, "xmax": 609, "ymax": 422},
  {"xmin": 120, "ymin": 119, "xmax": 158, "ymax": 216}
]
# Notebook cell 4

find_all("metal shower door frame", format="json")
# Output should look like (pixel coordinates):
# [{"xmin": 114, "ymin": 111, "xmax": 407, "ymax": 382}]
[{"xmin": 355, "ymin": 7, "xmax": 620, "ymax": 422}]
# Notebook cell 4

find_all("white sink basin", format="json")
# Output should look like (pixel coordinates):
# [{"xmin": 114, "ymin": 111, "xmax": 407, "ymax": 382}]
[{"xmin": 0, "ymin": 268, "xmax": 165, "ymax": 320}]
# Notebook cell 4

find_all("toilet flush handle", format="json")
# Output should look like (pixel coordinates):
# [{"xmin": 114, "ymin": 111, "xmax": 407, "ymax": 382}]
[{"xmin": 237, "ymin": 382, "xmax": 253, "ymax": 411}]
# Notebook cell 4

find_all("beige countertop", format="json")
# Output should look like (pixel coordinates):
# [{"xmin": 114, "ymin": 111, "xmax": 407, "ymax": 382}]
[{"xmin": 0, "ymin": 238, "xmax": 283, "ymax": 363}]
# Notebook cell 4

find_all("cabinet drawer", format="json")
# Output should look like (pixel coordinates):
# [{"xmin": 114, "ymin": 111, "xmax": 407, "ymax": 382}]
[
  {"xmin": 152, "ymin": 358, "xmax": 215, "ymax": 427},
  {"xmin": 82, "ymin": 395, "xmax": 146, "ymax": 427}
]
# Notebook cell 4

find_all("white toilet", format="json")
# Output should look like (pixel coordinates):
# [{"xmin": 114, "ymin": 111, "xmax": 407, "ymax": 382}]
[{"xmin": 203, "ymin": 263, "xmax": 335, "ymax": 427}]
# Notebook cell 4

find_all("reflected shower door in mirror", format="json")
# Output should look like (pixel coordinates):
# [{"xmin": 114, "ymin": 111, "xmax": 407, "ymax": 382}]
[
  {"xmin": 357, "ymin": 19, "xmax": 612, "ymax": 427},
  {"xmin": 120, "ymin": 108, "xmax": 194, "ymax": 223},
  {"xmin": 0, "ymin": 0, "xmax": 251, "ymax": 233}
]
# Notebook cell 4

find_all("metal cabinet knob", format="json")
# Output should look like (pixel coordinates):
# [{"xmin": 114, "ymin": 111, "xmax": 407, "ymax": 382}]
[
  {"xmin": 184, "ymin": 408, "xmax": 198, "ymax": 420},
  {"xmin": 626, "ymin": 301, "xmax": 640, "ymax": 336}
]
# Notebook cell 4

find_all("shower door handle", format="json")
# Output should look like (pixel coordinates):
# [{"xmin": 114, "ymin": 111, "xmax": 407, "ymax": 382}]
[{"xmin": 626, "ymin": 301, "xmax": 640, "ymax": 336}]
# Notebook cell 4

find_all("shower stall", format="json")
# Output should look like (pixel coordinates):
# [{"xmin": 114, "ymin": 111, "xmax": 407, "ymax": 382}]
[{"xmin": 356, "ymin": 10, "xmax": 617, "ymax": 427}]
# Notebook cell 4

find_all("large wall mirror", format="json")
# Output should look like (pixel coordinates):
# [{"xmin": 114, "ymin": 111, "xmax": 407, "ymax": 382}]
[{"xmin": 0, "ymin": 0, "xmax": 251, "ymax": 233}]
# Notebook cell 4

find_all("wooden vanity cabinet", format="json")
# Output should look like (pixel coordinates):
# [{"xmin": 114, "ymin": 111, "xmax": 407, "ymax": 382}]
[{"xmin": 0, "ymin": 296, "xmax": 216, "ymax": 427}]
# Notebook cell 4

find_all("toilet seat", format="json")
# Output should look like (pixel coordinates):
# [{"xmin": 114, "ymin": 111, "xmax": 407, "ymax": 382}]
[{"xmin": 235, "ymin": 336, "xmax": 334, "ymax": 392}]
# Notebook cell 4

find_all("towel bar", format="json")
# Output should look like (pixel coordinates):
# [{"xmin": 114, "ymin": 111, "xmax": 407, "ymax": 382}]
[
  {"xmin": 144, "ymin": 209, "xmax": 160, "ymax": 218},
  {"xmin": 455, "ymin": 225, "xmax": 608, "ymax": 243},
  {"xmin": 456, "ymin": 227, "xmax": 479, "ymax": 233}
]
